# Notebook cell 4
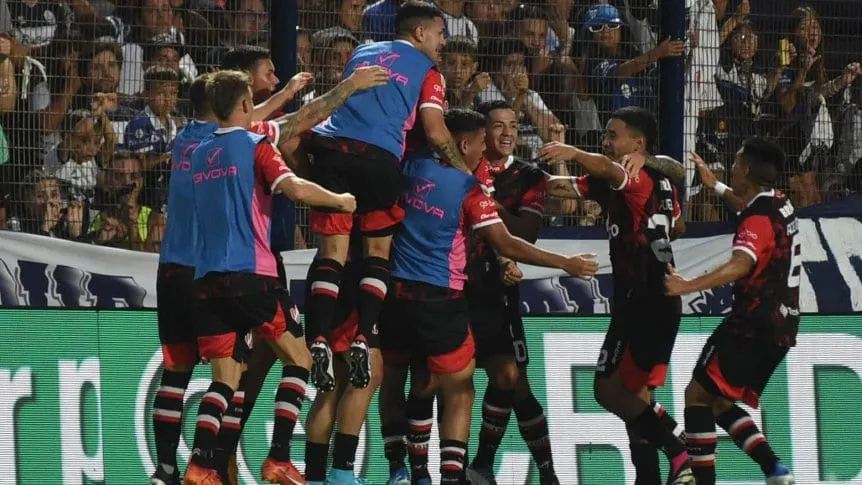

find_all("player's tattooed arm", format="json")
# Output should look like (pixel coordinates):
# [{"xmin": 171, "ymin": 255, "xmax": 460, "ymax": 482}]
[
  {"xmin": 421, "ymin": 106, "xmax": 472, "ymax": 174},
  {"xmin": 274, "ymin": 66, "xmax": 389, "ymax": 141},
  {"xmin": 432, "ymin": 136, "xmax": 472, "ymax": 174},
  {"xmin": 545, "ymin": 176, "xmax": 582, "ymax": 199},
  {"xmin": 645, "ymin": 155, "xmax": 685, "ymax": 183}
]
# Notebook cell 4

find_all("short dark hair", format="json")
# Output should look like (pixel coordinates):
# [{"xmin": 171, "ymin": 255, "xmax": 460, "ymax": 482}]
[
  {"xmin": 442, "ymin": 36, "xmax": 478, "ymax": 60},
  {"xmin": 395, "ymin": 1, "xmax": 444, "ymax": 37},
  {"xmin": 445, "ymin": 108, "xmax": 486, "ymax": 136},
  {"xmin": 221, "ymin": 45, "xmax": 271, "ymax": 71},
  {"xmin": 206, "ymin": 70, "xmax": 251, "ymax": 121},
  {"xmin": 477, "ymin": 100, "xmax": 514, "ymax": 119},
  {"xmin": 143, "ymin": 41, "xmax": 184, "ymax": 64},
  {"xmin": 143, "ymin": 65, "xmax": 181, "ymax": 92},
  {"xmin": 609, "ymin": 107, "xmax": 658, "ymax": 153},
  {"xmin": 510, "ymin": 4, "xmax": 547, "ymax": 23},
  {"xmin": 189, "ymin": 73, "xmax": 212, "ymax": 117},
  {"xmin": 489, "ymin": 39, "xmax": 528, "ymax": 71},
  {"xmin": 738, "ymin": 136, "xmax": 785, "ymax": 187}
]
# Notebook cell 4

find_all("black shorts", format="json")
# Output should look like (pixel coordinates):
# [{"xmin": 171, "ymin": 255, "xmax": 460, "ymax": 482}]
[
  {"xmin": 156, "ymin": 263, "xmax": 198, "ymax": 367},
  {"xmin": 379, "ymin": 279, "xmax": 475, "ymax": 375},
  {"xmin": 596, "ymin": 294, "xmax": 682, "ymax": 393},
  {"xmin": 693, "ymin": 324, "xmax": 789, "ymax": 409},
  {"xmin": 195, "ymin": 273, "xmax": 303, "ymax": 363},
  {"xmin": 468, "ymin": 284, "xmax": 528, "ymax": 366},
  {"xmin": 307, "ymin": 134, "xmax": 403, "ymax": 236}
]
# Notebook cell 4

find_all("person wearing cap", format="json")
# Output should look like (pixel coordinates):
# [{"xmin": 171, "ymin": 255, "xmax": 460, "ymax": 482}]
[{"xmin": 582, "ymin": 3, "xmax": 684, "ymax": 125}]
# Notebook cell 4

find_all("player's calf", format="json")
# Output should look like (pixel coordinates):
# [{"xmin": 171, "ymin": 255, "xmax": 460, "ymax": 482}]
[
  {"xmin": 351, "ymin": 253, "xmax": 391, "ymax": 388},
  {"xmin": 513, "ymin": 386, "xmax": 557, "ymax": 485},
  {"xmin": 152, "ymin": 366, "xmax": 194, "ymax": 484}
]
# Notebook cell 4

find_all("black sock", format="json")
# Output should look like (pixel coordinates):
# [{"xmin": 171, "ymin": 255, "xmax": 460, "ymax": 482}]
[
  {"xmin": 406, "ymin": 393, "xmax": 434, "ymax": 480},
  {"xmin": 685, "ymin": 406, "xmax": 717, "ymax": 485},
  {"xmin": 652, "ymin": 399, "xmax": 684, "ymax": 439},
  {"xmin": 305, "ymin": 441, "xmax": 329, "ymax": 482},
  {"xmin": 190, "ymin": 381, "xmax": 233, "ymax": 469},
  {"xmin": 440, "ymin": 439, "xmax": 468, "ymax": 485},
  {"xmin": 357, "ymin": 257, "xmax": 389, "ymax": 347},
  {"xmin": 332, "ymin": 432, "xmax": 360, "ymax": 471},
  {"xmin": 306, "ymin": 258, "xmax": 344, "ymax": 341},
  {"xmin": 382, "ymin": 422, "xmax": 408, "ymax": 473},
  {"xmin": 268, "ymin": 366, "xmax": 309, "ymax": 462},
  {"xmin": 473, "ymin": 385, "xmax": 514, "ymax": 469},
  {"xmin": 152, "ymin": 369, "xmax": 193, "ymax": 475},
  {"xmin": 630, "ymin": 404, "xmax": 687, "ymax": 459},
  {"xmin": 514, "ymin": 392, "xmax": 555, "ymax": 475},
  {"xmin": 629, "ymin": 440, "xmax": 661, "ymax": 485},
  {"xmin": 214, "ymin": 391, "xmax": 245, "ymax": 474},
  {"xmin": 716, "ymin": 404, "xmax": 778, "ymax": 475}
]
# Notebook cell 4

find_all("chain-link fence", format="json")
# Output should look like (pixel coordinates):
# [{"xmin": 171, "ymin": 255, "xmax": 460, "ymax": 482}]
[{"xmin": 1, "ymin": 0, "xmax": 860, "ymax": 251}]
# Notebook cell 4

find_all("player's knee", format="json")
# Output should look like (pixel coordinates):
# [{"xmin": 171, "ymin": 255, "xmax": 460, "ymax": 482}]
[
  {"xmin": 685, "ymin": 378, "xmax": 713, "ymax": 407},
  {"xmin": 410, "ymin": 372, "xmax": 437, "ymax": 398},
  {"xmin": 490, "ymin": 361, "xmax": 520, "ymax": 391},
  {"xmin": 363, "ymin": 235, "xmax": 392, "ymax": 259},
  {"xmin": 711, "ymin": 397, "xmax": 734, "ymax": 416}
]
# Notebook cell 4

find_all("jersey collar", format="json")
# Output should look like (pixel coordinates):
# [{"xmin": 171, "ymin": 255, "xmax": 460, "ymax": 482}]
[
  {"xmin": 213, "ymin": 126, "xmax": 247, "ymax": 135},
  {"xmin": 747, "ymin": 189, "xmax": 776, "ymax": 207}
]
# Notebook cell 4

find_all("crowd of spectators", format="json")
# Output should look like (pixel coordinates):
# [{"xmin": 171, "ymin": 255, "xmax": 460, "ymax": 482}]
[{"xmin": 0, "ymin": 0, "xmax": 860, "ymax": 252}]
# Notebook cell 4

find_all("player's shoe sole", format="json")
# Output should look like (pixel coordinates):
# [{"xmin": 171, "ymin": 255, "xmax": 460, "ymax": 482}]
[
  {"xmin": 261, "ymin": 457, "xmax": 306, "ymax": 484},
  {"xmin": 347, "ymin": 339, "xmax": 371, "ymax": 388},
  {"xmin": 466, "ymin": 465, "xmax": 498, "ymax": 485},
  {"xmin": 310, "ymin": 342, "xmax": 336, "ymax": 392},
  {"xmin": 184, "ymin": 462, "xmax": 223, "ymax": 485},
  {"xmin": 667, "ymin": 465, "xmax": 695, "ymax": 485}
]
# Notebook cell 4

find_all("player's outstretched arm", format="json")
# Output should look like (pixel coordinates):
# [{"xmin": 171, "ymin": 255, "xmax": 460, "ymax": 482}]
[
  {"xmin": 691, "ymin": 151, "xmax": 746, "ymax": 213},
  {"xmin": 273, "ymin": 66, "xmax": 389, "ymax": 141},
  {"xmin": 478, "ymin": 222, "xmax": 599, "ymax": 279},
  {"xmin": 422, "ymin": 107, "xmax": 471, "ymax": 174},
  {"xmin": 539, "ymin": 142, "xmax": 627, "ymax": 188},
  {"xmin": 545, "ymin": 175, "xmax": 583, "ymax": 199},
  {"xmin": 665, "ymin": 252, "xmax": 754, "ymax": 296},
  {"xmin": 276, "ymin": 176, "xmax": 356, "ymax": 213},
  {"xmin": 252, "ymin": 72, "xmax": 315, "ymax": 121},
  {"xmin": 619, "ymin": 153, "xmax": 686, "ymax": 183}
]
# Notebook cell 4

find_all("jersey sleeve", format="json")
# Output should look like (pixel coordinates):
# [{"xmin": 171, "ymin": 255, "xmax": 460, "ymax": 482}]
[
  {"xmin": 462, "ymin": 185, "xmax": 502, "ymax": 230},
  {"xmin": 732, "ymin": 214, "xmax": 776, "ymax": 264},
  {"xmin": 254, "ymin": 141, "xmax": 295, "ymax": 193},
  {"xmin": 418, "ymin": 68, "xmax": 446, "ymax": 112},
  {"xmin": 519, "ymin": 177, "xmax": 546, "ymax": 217},
  {"xmin": 251, "ymin": 120, "xmax": 281, "ymax": 145}
]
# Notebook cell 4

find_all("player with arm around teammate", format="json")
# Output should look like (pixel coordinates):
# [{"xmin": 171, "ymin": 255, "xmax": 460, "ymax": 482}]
[
  {"xmin": 182, "ymin": 70, "xmax": 356, "ymax": 485},
  {"xmin": 539, "ymin": 107, "xmax": 694, "ymax": 485},
  {"xmin": 378, "ymin": 108, "xmax": 598, "ymax": 485},
  {"xmin": 666, "ymin": 138, "xmax": 797, "ymax": 485}
]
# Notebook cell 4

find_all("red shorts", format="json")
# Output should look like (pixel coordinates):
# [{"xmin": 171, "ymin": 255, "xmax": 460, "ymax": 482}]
[
  {"xmin": 156, "ymin": 263, "xmax": 198, "ymax": 368},
  {"xmin": 195, "ymin": 274, "xmax": 303, "ymax": 363},
  {"xmin": 330, "ymin": 309, "xmax": 359, "ymax": 354},
  {"xmin": 311, "ymin": 206, "xmax": 405, "ymax": 236},
  {"xmin": 379, "ymin": 280, "xmax": 475, "ymax": 375},
  {"xmin": 693, "ymin": 325, "xmax": 789, "ymax": 409},
  {"xmin": 596, "ymin": 294, "xmax": 682, "ymax": 394}
]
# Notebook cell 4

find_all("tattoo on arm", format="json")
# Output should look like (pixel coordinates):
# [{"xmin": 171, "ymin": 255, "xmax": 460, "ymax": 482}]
[
  {"xmin": 546, "ymin": 176, "xmax": 580, "ymax": 198},
  {"xmin": 645, "ymin": 155, "xmax": 685, "ymax": 182},
  {"xmin": 434, "ymin": 136, "xmax": 471, "ymax": 174},
  {"xmin": 277, "ymin": 79, "xmax": 356, "ymax": 140}
]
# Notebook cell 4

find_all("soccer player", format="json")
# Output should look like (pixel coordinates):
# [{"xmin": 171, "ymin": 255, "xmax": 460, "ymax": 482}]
[
  {"xmin": 302, "ymin": 225, "xmax": 379, "ymax": 485},
  {"xmin": 182, "ymin": 70, "xmax": 356, "ymax": 485},
  {"xmin": 666, "ymin": 140, "xmax": 798, "ymax": 485},
  {"xmin": 380, "ymin": 108, "xmax": 599, "ymax": 485},
  {"xmin": 150, "ymin": 64, "xmax": 387, "ymax": 485},
  {"xmin": 539, "ymin": 107, "xmax": 694, "ymax": 485},
  {"xmin": 464, "ymin": 100, "xmax": 560, "ymax": 485},
  {"xmin": 304, "ymin": 0, "xmax": 475, "ymax": 393}
]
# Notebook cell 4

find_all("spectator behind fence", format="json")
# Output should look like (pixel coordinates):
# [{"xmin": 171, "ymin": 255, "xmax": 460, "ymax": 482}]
[
  {"xmin": 362, "ymin": 0, "xmax": 398, "ymax": 42},
  {"xmin": 437, "ymin": 0, "xmax": 478, "ymax": 42},
  {"xmin": 439, "ymin": 36, "xmax": 488, "ymax": 109},
  {"xmin": 307, "ymin": 27, "xmax": 359, "ymax": 99},
  {"xmin": 464, "ymin": 0, "xmax": 506, "ymax": 40},
  {"xmin": 118, "ymin": 0, "xmax": 198, "ymax": 95},
  {"xmin": 9, "ymin": 170, "xmax": 85, "ymax": 239},
  {"xmin": 202, "ymin": 0, "xmax": 269, "ymax": 68},
  {"xmin": 774, "ymin": 6, "xmax": 861, "ymax": 207},
  {"xmin": 124, "ymin": 66, "xmax": 183, "ymax": 157}
]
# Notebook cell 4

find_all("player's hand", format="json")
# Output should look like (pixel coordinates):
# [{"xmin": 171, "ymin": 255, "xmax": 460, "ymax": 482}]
[
  {"xmin": 620, "ymin": 152, "xmax": 646, "ymax": 179},
  {"xmin": 285, "ymin": 72, "xmax": 314, "ymax": 95},
  {"xmin": 664, "ymin": 263, "xmax": 691, "ymax": 296},
  {"xmin": 470, "ymin": 72, "xmax": 492, "ymax": 92},
  {"xmin": 690, "ymin": 151, "xmax": 718, "ymax": 190},
  {"xmin": 538, "ymin": 141, "xmax": 577, "ymax": 165},
  {"xmin": 500, "ymin": 259, "xmax": 523, "ymax": 286},
  {"xmin": 336, "ymin": 193, "xmax": 357, "ymax": 213},
  {"xmin": 348, "ymin": 66, "xmax": 390, "ymax": 91},
  {"xmin": 563, "ymin": 253, "xmax": 599, "ymax": 280}
]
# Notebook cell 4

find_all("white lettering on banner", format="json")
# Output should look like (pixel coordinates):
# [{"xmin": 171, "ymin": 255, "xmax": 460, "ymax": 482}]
[
  {"xmin": 797, "ymin": 219, "xmax": 827, "ymax": 313},
  {"xmin": 787, "ymin": 334, "xmax": 862, "ymax": 484},
  {"xmin": 543, "ymin": 333, "xmax": 636, "ymax": 484},
  {"xmin": 819, "ymin": 219, "xmax": 862, "ymax": 311},
  {"xmin": 58, "ymin": 359, "xmax": 104, "ymax": 485},
  {"xmin": 0, "ymin": 368, "xmax": 33, "ymax": 485}
]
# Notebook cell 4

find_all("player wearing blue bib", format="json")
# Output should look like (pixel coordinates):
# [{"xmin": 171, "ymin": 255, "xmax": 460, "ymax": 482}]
[
  {"xmin": 182, "ymin": 70, "xmax": 359, "ymax": 485},
  {"xmin": 304, "ymin": 1, "xmax": 476, "ymax": 395},
  {"xmin": 377, "ymin": 109, "xmax": 599, "ymax": 485}
]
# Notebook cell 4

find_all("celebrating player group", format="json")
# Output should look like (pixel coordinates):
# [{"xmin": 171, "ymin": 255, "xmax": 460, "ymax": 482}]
[{"xmin": 149, "ymin": 2, "xmax": 801, "ymax": 485}]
